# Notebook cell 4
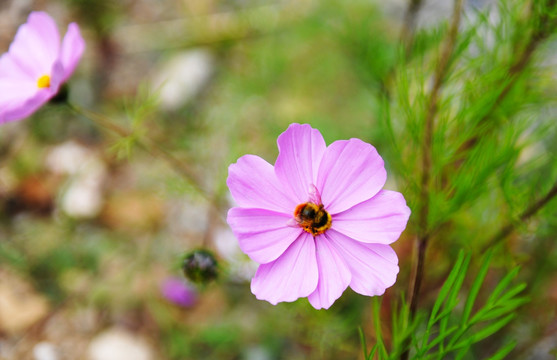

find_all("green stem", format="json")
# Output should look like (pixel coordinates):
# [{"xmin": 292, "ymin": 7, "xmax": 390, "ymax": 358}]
[
  {"xmin": 67, "ymin": 103, "xmax": 224, "ymax": 221},
  {"xmin": 403, "ymin": 1, "xmax": 464, "ymax": 359},
  {"xmin": 400, "ymin": 0, "xmax": 425, "ymax": 56},
  {"xmin": 482, "ymin": 180, "xmax": 557, "ymax": 252},
  {"xmin": 410, "ymin": 0, "xmax": 464, "ymax": 318}
]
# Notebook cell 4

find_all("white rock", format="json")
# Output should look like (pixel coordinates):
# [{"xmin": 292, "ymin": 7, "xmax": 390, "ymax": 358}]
[
  {"xmin": 33, "ymin": 342, "xmax": 59, "ymax": 360},
  {"xmin": 61, "ymin": 178, "xmax": 104, "ymax": 218},
  {"xmin": 152, "ymin": 49, "xmax": 214, "ymax": 111},
  {"xmin": 245, "ymin": 345, "xmax": 272, "ymax": 360},
  {"xmin": 46, "ymin": 141, "xmax": 107, "ymax": 219},
  {"xmin": 46, "ymin": 141, "xmax": 92, "ymax": 175},
  {"xmin": 87, "ymin": 328, "xmax": 154, "ymax": 360}
]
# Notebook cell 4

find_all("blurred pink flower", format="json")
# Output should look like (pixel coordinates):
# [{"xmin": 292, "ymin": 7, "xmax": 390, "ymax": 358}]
[
  {"xmin": 227, "ymin": 123, "xmax": 411, "ymax": 309},
  {"xmin": 161, "ymin": 278, "xmax": 197, "ymax": 307},
  {"xmin": 0, "ymin": 11, "xmax": 85, "ymax": 124}
]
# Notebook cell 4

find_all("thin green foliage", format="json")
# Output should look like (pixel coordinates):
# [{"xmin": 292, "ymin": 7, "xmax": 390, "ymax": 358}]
[
  {"xmin": 361, "ymin": 252, "xmax": 527, "ymax": 359},
  {"xmin": 359, "ymin": 2, "xmax": 555, "ymax": 356},
  {"xmin": 108, "ymin": 81, "xmax": 161, "ymax": 160},
  {"xmin": 124, "ymin": 81, "xmax": 162, "ymax": 128},
  {"xmin": 109, "ymin": 134, "xmax": 138, "ymax": 160},
  {"xmin": 378, "ymin": 0, "xmax": 557, "ymax": 237}
]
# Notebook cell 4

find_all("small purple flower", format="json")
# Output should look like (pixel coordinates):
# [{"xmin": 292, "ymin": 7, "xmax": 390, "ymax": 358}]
[
  {"xmin": 227, "ymin": 123, "xmax": 411, "ymax": 309},
  {"xmin": 0, "ymin": 11, "xmax": 85, "ymax": 124},
  {"xmin": 161, "ymin": 278, "xmax": 197, "ymax": 307}
]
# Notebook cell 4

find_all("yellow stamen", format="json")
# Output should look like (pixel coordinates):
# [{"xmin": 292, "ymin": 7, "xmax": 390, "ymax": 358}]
[{"xmin": 37, "ymin": 75, "xmax": 51, "ymax": 89}]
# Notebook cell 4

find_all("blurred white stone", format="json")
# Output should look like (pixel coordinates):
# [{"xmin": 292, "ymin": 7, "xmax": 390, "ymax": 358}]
[
  {"xmin": 46, "ymin": 141, "xmax": 91, "ymax": 175},
  {"xmin": 61, "ymin": 178, "xmax": 104, "ymax": 219},
  {"xmin": 152, "ymin": 49, "xmax": 214, "ymax": 111},
  {"xmin": 87, "ymin": 328, "xmax": 154, "ymax": 360},
  {"xmin": 46, "ymin": 141, "xmax": 107, "ymax": 219},
  {"xmin": 214, "ymin": 227, "xmax": 258, "ymax": 282},
  {"xmin": 33, "ymin": 342, "xmax": 59, "ymax": 360},
  {"xmin": 245, "ymin": 346, "xmax": 273, "ymax": 360}
]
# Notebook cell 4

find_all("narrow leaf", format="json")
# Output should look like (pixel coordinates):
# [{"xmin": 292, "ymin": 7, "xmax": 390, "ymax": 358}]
[
  {"xmin": 461, "ymin": 250, "xmax": 493, "ymax": 325},
  {"xmin": 486, "ymin": 340, "xmax": 517, "ymax": 360},
  {"xmin": 486, "ymin": 267, "xmax": 520, "ymax": 305},
  {"xmin": 455, "ymin": 314, "xmax": 516, "ymax": 349},
  {"xmin": 429, "ymin": 251, "xmax": 467, "ymax": 328}
]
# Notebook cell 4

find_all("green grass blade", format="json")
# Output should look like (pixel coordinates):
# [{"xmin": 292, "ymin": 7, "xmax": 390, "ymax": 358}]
[
  {"xmin": 486, "ymin": 340, "xmax": 517, "ymax": 360},
  {"xmin": 461, "ymin": 250, "xmax": 493, "ymax": 325},
  {"xmin": 485, "ymin": 267, "xmax": 521, "ymax": 305},
  {"xmin": 455, "ymin": 314, "xmax": 516, "ymax": 349},
  {"xmin": 429, "ymin": 251, "xmax": 467, "ymax": 328}
]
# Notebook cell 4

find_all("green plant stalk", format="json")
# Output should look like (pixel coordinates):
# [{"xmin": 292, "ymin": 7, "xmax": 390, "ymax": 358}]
[
  {"xmin": 482, "ymin": 179, "xmax": 557, "ymax": 251},
  {"xmin": 403, "ymin": 2, "xmax": 464, "ymax": 358},
  {"xmin": 66, "ymin": 103, "xmax": 224, "ymax": 220},
  {"xmin": 400, "ymin": 0, "xmax": 425, "ymax": 55},
  {"xmin": 409, "ymin": 0, "xmax": 464, "ymax": 320}
]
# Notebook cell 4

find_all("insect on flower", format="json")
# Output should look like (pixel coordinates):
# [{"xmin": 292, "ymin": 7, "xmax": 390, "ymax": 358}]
[
  {"xmin": 0, "ymin": 12, "xmax": 85, "ymax": 124},
  {"xmin": 294, "ymin": 201, "xmax": 331, "ymax": 236},
  {"xmin": 226, "ymin": 123, "xmax": 411, "ymax": 309}
]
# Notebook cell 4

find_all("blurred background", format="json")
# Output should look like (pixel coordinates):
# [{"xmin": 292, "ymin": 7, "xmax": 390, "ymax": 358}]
[{"xmin": 1, "ymin": 0, "xmax": 556, "ymax": 359}]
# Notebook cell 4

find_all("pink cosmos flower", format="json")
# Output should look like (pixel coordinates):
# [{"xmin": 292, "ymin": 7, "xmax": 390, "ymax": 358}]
[
  {"xmin": 227, "ymin": 123, "xmax": 411, "ymax": 309},
  {"xmin": 0, "ymin": 11, "xmax": 85, "ymax": 124},
  {"xmin": 161, "ymin": 277, "xmax": 198, "ymax": 308}
]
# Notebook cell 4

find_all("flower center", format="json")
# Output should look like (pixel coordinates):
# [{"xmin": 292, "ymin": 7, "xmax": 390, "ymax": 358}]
[
  {"xmin": 294, "ymin": 202, "xmax": 332, "ymax": 236},
  {"xmin": 37, "ymin": 75, "xmax": 51, "ymax": 89}
]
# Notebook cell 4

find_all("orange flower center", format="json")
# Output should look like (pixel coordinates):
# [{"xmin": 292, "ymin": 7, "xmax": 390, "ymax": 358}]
[
  {"xmin": 294, "ymin": 202, "xmax": 332, "ymax": 236},
  {"xmin": 37, "ymin": 75, "xmax": 51, "ymax": 89}
]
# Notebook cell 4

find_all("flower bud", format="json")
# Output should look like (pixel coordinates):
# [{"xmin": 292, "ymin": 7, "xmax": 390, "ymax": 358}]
[{"xmin": 182, "ymin": 249, "xmax": 218, "ymax": 284}]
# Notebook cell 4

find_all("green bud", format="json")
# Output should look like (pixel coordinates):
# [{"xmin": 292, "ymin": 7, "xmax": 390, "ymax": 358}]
[{"xmin": 182, "ymin": 249, "xmax": 218, "ymax": 284}]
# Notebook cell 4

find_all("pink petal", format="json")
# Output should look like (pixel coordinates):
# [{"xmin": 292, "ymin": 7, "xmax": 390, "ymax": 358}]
[
  {"xmin": 275, "ymin": 123, "xmax": 326, "ymax": 203},
  {"xmin": 47, "ymin": 61, "xmax": 65, "ymax": 93},
  {"xmin": 251, "ymin": 232, "xmax": 318, "ymax": 305},
  {"xmin": 227, "ymin": 154, "xmax": 297, "ymax": 213},
  {"xmin": 227, "ymin": 207, "xmax": 302, "ymax": 264},
  {"xmin": 0, "ymin": 89, "xmax": 52, "ymax": 124},
  {"xmin": 332, "ymin": 190, "xmax": 410, "ymax": 244},
  {"xmin": 317, "ymin": 139, "xmax": 387, "ymax": 214},
  {"xmin": 7, "ymin": 12, "xmax": 60, "ymax": 79},
  {"xmin": 328, "ymin": 230, "xmax": 399, "ymax": 296},
  {"xmin": 0, "ymin": 61, "xmax": 59, "ymax": 123},
  {"xmin": 59, "ymin": 22, "xmax": 85, "ymax": 81},
  {"xmin": 0, "ymin": 52, "xmax": 33, "ymax": 81},
  {"xmin": 307, "ymin": 235, "xmax": 351, "ymax": 309},
  {"xmin": 0, "ymin": 78, "xmax": 36, "ymax": 103}
]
